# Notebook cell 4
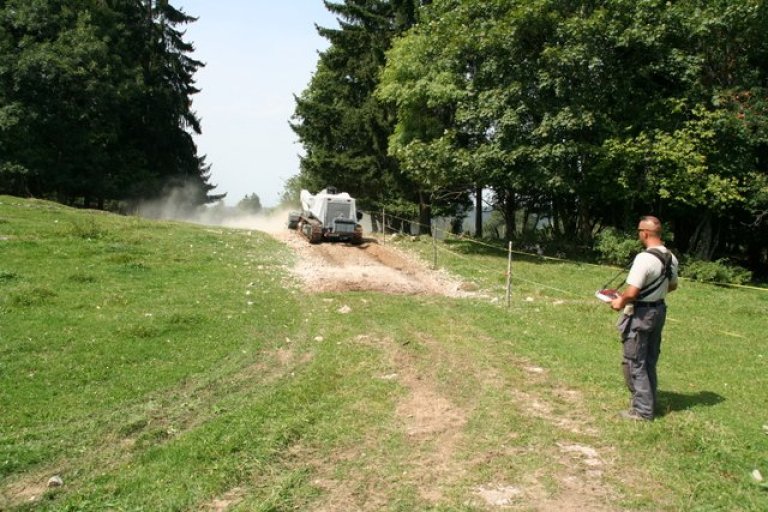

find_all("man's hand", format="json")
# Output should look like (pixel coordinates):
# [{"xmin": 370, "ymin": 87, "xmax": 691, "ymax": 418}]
[{"xmin": 610, "ymin": 284, "xmax": 640, "ymax": 311}]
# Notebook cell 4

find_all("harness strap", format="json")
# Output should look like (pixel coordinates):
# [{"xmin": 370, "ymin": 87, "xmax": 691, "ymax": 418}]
[{"xmin": 637, "ymin": 248, "xmax": 672, "ymax": 300}]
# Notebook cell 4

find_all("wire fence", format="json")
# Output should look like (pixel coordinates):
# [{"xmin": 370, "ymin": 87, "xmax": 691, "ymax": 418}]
[
  {"xmin": 359, "ymin": 208, "xmax": 768, "ymax": 298},
  {"xmin": 361, "ymin": 209, "xmax": 612, "ymax": 305}
]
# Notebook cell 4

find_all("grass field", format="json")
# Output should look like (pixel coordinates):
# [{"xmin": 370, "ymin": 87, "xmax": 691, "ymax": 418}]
[{"xmin": 1, "ymin": 196, "xmax": 767, "ymax": 511}]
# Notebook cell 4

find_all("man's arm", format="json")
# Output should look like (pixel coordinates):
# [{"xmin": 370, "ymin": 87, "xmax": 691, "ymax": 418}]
[
  {"xmin": 610, "ymin": 285, "xmax": 640, "ymax": 311},
  {"xmin": 668, "ymin": 259, "xmax": 679, "ymax": 292}
]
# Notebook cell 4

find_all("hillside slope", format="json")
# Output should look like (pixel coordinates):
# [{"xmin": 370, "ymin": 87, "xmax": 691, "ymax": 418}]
[{"xmin": 1, "ymin": 197, "xmax": 766, "ymax": 511}]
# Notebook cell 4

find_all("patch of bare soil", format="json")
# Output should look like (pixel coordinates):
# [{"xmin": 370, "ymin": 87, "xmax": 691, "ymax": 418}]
[
  {"xmin": 304, "ymin": 334, "xmax": 470, "ymax": 510},
  {"xmin": 391, "ymin": 345, "xmax": 469, "ymax": 503},
  {"xmin": 303, "ymin": 331, "xmax": 626, "ymax": 511},
  {"xmin": 462, "ymin": 359, "xmax": 619, "ymax": 512},
  {"xmin": 1, "ymin": 475, "xmax": 49, "ymax": 509},
  {"xmin": 201, "ymin": 487, "xmax": 246, "ymax": 512},
  {"xmin": 409, "ymin": 334, "xmax": 623, "ymax": 511},
  {"xmin": 271, "ymin": 230, "xmax": 476, "ymax": 297}
]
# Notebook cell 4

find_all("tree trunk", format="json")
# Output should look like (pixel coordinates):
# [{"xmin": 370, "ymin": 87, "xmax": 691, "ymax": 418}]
[
  {"xmin": 689, "ymin": 213, "xmax": 720, "ymax": 260},
  {"xmin": 418, "ymin": 191, "xmax": 431, "ymax": 235},
  {"xmin": 522, "ymin": 208, "xmax": 531, "ymax": 235},
  {"xmin": 577, "ymin": 200, "xmax": 592, "ymax": 242},
  {"xmin": 551, "ymin": 197, "xmax": 562, "ymax": 237},
  {"xmin": 502, "ymin": 191, "xmax": 517, "ymax": 242}
]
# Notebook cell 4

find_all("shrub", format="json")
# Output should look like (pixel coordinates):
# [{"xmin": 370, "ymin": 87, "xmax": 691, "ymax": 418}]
[
  {"xmin": 595, "ymin": 228, "xmax": 642, "ymax": 265},
  {"xmin": 681, "ymin": 258, "xmax": 752, "ymax": 285}
]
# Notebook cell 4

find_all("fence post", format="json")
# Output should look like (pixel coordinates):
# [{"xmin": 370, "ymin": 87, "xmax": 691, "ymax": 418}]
[
  {"xmin": 505, "ymin": 241, "xmax": 513, "ymax": 308},
  {"xmin": 382, "ymin": 207, "xmax": 386, "ymax": 237}
]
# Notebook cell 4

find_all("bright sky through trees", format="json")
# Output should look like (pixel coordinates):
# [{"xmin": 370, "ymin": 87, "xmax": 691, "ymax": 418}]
[{"xmin": 179, "ymin": 1, "xmax": 338, "ymax": 206}]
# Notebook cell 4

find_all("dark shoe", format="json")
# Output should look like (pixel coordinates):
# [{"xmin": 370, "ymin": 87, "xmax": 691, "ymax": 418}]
[{"xmin": 618, "ymin": 409, "xmax": 652, "ymax": 422}]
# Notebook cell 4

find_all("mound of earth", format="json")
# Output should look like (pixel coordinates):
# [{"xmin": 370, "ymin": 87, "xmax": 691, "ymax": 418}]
[{"xmin": 271, "ymin": 230, "xmax": 475, "ymax": 297}]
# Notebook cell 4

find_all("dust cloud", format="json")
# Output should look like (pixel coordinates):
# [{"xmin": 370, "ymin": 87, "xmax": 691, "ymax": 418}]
[
  {"xmin": 212, "ymin": 207, "xmax": 294, "ymax": 235},
  {"xmin": 137, "ymin": 184, "xmax": 478, "ymax": 298},
  {"xmin": 135, "ymin": 183, "xmax": 294, "ymax": 235}
]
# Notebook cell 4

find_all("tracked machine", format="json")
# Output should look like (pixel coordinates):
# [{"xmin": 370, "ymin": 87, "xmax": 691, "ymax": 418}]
[{"xmin": 287, "ymin": 187, "xmax": 363, "ymax": 244}]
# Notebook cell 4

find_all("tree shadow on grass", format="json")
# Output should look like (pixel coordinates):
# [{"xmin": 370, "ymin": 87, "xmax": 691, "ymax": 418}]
[{"xmin": 657, "ymin": 390, "xmax": 725, "ymax": 416}]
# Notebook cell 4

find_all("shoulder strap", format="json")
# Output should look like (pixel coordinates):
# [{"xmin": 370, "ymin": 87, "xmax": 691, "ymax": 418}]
[
  {"xmin": 637, "ymin": 248, "xmax": 672, "ymax": 299},
  {"xmin": 646, "ymin": 248, "xmax": 673, "ymax": 279}
]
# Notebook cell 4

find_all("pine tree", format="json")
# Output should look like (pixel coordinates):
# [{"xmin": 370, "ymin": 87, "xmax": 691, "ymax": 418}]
[
  {"xmin": 0, "ymin": 0, "xmax": 221, "ymax": 207},
  {"xmin": 291, "ymin": 0, "xmax": 426, "ymax": 229}
]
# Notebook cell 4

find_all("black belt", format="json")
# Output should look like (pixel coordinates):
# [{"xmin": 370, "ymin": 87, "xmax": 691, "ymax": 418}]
[{"xmin": 635, "ymin": 300, "xmax": 665, "ymax": 307}]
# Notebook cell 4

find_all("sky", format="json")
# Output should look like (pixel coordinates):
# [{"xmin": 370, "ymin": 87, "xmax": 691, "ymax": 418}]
[{"xmin": 177, "ymin": 1, "xmax": 340, "ymax": 207}]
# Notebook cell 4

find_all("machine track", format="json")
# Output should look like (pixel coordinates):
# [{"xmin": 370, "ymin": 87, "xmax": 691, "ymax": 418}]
[{"xmin": 274, "ymin": 230, "xmax": 473, "ymax": 297}]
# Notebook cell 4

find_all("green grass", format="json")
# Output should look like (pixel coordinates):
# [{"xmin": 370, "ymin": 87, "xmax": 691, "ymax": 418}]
[{"xmin": 1, "ymin": 196, "xmax": 766, "ymax": 511}]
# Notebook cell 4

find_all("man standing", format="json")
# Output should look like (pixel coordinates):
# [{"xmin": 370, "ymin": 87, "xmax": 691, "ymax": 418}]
[{"xmin": 610, "ymin": 216, "xmax": 679, "ymax": 421}]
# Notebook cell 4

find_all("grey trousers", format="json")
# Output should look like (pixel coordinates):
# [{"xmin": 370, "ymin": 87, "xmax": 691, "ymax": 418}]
[{"xmin": 617, "ymin": 304, "xmax": 667, "ymax": 419}]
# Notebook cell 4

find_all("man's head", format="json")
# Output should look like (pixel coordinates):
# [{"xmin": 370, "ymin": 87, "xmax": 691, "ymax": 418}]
[{"xmin": 637, "ymin": 216, "xmax": 662, "ymax": 246}]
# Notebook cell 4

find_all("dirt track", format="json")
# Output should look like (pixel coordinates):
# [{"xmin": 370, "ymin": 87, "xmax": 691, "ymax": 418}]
[
  {"xmin": 261, "ymin": 228, "xmax": 617, "ymax": 510},
  {"xmin": 271, "ymin": 230, "xmax": 473, "ymax": 296}
]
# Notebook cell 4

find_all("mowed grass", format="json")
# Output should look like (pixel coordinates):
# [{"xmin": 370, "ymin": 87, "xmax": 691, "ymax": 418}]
[{"xmin": 1, "ymin": 196, "xmax": 766, "ymax": 511}]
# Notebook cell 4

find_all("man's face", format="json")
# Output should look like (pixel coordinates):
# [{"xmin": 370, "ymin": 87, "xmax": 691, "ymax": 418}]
[
  {"xmin": 637, "ymin": 220, "xmax": 659, "ymax": 244},
  {"xmin": 637, "ymin": 224, "xmax": 651, "ymax": 244}
]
